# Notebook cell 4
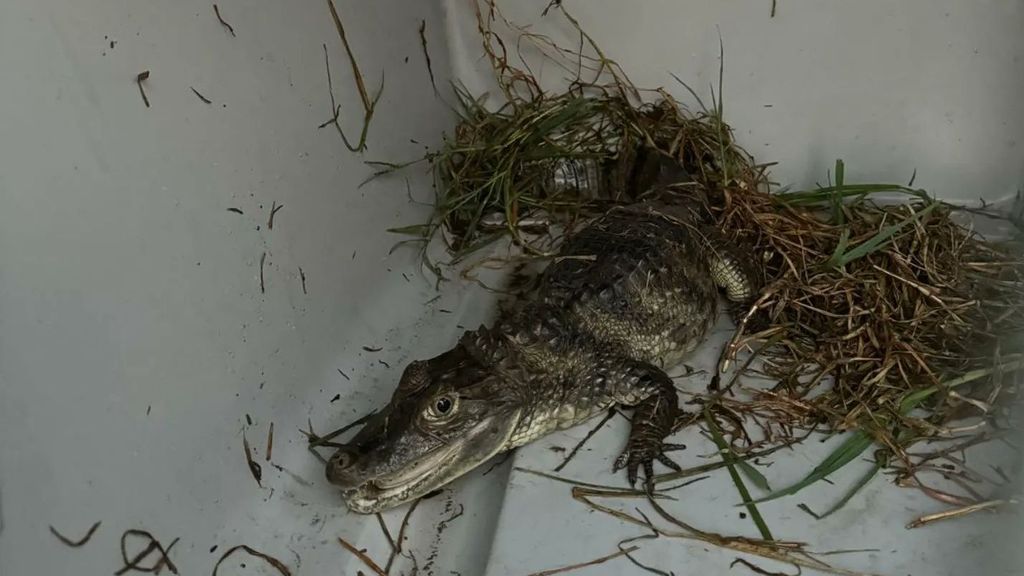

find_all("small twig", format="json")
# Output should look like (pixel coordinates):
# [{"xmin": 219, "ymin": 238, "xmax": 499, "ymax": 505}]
[
  {"xmin": 617, "ymin": 511, "xmax": 672, "ymax": 576},
  {"xmin": 554, "ymin": 409, "xmax": 616, "ymax": 472},
  {"xmin": 49, "ymin": 521, "xmax": 101, "ymax": 547},
  {"xmin": 906, "ymin": 499, "xmax": 1013, "ymax": 529},
  {"xmin": 136, "ymin": 71, "xmax": 151, "ymax": 108},
  {"xmin": 303, "ymin": 411, "xmax": 376, "ymax": 449},
  {"xmin": 385, "ymin": 499, "xmax": 420, "ymax": 574},
  {"xmin": 376, "ymin": 513, "xmax": 397, "ymax": 556},
  {"xmin": 324, "ymin": 0, "xmax": 384, "ymax": 153},
  {"xmin": 190, "ymin": 87, "xmax": 212, "ymax": 104},
  {"xmin": 265, "ymin": 422, "xmax": 275, "ymax": 461},
  {"xmin": 527, "ymin": 546, "xmax": 640, "ymax": 576},
  {"xmin": 571, "ymin": 487, "xmax": 878, "ymax": 576},
  {"xmin": 227, "ymin": 207, "xmax": 243, "ymax": 215},
  {"xmin": 259, "ymin": 252, "xmax": 267, "ymax": 294},
  {"xmin": 770, "ymin": 0, "xmax": 777, "ymax": 18},
  {"xmin": 299, "ymin": 267, "xmax": 307, "ymax": 294},
  {"xmin": 213, "ymin": 4, "xmax": 236, "ymax": 37},
  {"xmin": 212, "ymin": 545, "xmax": 292, "ymax": 576},
  {"xmin": 338, "ymin": 537, "xmax": 387, "ymax": 576},
  {"xmin": 439, "ymin": 503, "xmax": 465, "ymax": 530},
  {"xmin": 243, "ymin": 432, "xmax": 263, "ymax": 487},
  {"xmin": 116, "ymin": 529, "xmax": 179, "ymax": 575},
  {"xmin": 151, "ymin": 538, "xmax": 181, "ymax": 574},
  {"xmin": 796, "ymin": 504, "xmax": 821, "ymax": 520},
  {"xmin": 417, "ymin": 20, "xmax": 437, "ymax": 93},
  {"xmin": 514, "ymin": 467, "xmax": 674, "ymax": 498},
  {"xmin": 268, "ymin": 202, "xmax": 284, "ymax": 230},
  {"xmin": 731, "ymin": 557, "xmax": 800, "ymax": 576}
]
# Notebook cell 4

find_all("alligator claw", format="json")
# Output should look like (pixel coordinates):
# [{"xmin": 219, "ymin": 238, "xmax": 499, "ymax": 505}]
[
  {"xmin": 656, "ymin": 452, "xmax": 682, "ymax": 471},
  {"xmin": 614, "ymin": 439, "xmax": 683, "ymax": 492}
]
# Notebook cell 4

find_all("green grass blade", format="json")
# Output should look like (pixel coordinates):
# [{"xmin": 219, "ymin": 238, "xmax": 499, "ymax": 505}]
[
  {"xmin": 817, "ymin": 462, "xmax": 880, "ymax": 519},
  {"xmin": 899, "ymin": 358, "xmax": 1024, "ymax": 413},
  {"xmin": 736, "ymin": 459, "xmax": 771, "ymax": 492},
  {"xmin": 748, "ymin": 430, "xmax": 874, "ymax": 505},
  {"xmin": 830, "ymin": 158, "xmax": 846, "ymax": 226},
  {"xmin": 777, "ymin": 184, "xmax": 925, "ymax": 206},
  {"xmin": 827, "ymin": 229, "xmax": 851, "ymax": 266},
  {"xmin": 705, "ymin": 410, "xmax": 774, "ymax": 541},
  {"xmin": 387, "ymin": 224, "xmax": 432, "ymax": 236},
  {"xmin": 832, "ymin": 201, "xmax": 939, "ymax": 268}
]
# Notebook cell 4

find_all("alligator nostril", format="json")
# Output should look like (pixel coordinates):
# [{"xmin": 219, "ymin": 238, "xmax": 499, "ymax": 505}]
[{"xmin": 333, "ymin": 450, "xmax": 354, "ymax": 469}]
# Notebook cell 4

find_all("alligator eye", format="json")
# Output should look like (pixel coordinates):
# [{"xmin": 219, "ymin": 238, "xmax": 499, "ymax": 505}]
[
  {"xmin": 425, "ymin": 394, "xmax": 458, "ymax": 421},
  {"xmin": 435, "ymin": 397, "xmax": 453, "ymax": 414}
]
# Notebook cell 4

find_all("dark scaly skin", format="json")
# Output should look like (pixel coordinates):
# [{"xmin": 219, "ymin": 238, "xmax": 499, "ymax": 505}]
[{"xmin": 325, "ymin": 190, "xmax": 760, "ymax": 514}]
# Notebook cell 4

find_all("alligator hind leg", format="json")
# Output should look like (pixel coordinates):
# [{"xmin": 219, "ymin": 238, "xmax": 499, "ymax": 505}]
[{"xmin": 592, "ymin": 357, "xmax": 684, "ymax": 491}]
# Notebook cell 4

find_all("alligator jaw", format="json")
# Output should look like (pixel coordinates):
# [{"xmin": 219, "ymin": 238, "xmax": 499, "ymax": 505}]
[{"xmin": 339, "ymin": 409, "xmax": 522, "ymax": 514}]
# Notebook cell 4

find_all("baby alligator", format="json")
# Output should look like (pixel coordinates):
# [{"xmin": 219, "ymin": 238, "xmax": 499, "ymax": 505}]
[{"xmin": 326, "ymin": 188, "xmax": 759, "ymax": 513}]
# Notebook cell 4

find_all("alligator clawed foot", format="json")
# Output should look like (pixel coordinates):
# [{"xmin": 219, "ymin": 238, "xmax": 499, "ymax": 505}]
[{"xmin": 613, "ymin": 439, "xmax": 684, "ymax": 493}]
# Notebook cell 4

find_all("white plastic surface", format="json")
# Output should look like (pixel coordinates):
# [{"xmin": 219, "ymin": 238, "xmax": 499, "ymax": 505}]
[{"xmin": 1, "ymin": 1, "xmax": 1022, "ymax": 576}]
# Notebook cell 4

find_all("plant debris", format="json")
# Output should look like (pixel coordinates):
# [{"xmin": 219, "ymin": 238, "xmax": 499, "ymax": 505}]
[
  {"xmin": 191, "ymin": 87, "xmax": 212, "ymax": 104},
  {"xmin": 299, "ymin": 266, "xmax": 308, "ymax": 294},
  {"xmin": 527, "ymin": 546, "xmax": 640, "ymax": 576},
  {"xmin": 135, "ymin": 71, "xmax": 151, "ymax": 108},
  {"xmin": 417, "ymin": 20, "xmax": 436, "ymax": 94},
  {"xmin": 227, "ymin": 207, "xmax": 243, "ymax": 214},
  {"xmin": 337, "ymin": 537, "xmax": 387, "ymax": 576},
  {"xmin": 553, "ymin": 408, "xmax": 616, "ymax": 472},
  {"xmin": 212, "ymin": 4, "xmax": 236, "ymax": 37},
  {"xmin": 384, "ymin": 498, "xmax": 420, "ymax": 574},
  {"xmin": 322, "ymin": 0, "xmax": 384, "ymax": 153},
  {"xmin": 49, "ymin": 521, "xmax": 101, "ymax": 548},
  {"xmin": 363, "ymin": 345, "xmax": 382, "ymax": 352},
  {"xmin": 265, "ymin": 422, "xmax": 275, "ymax": 461},
  {"xmin": 212, "ymin": 545, "xmax": 292, "ymax": 576},
  {"xmin": 243, "ymin": 432, "xmax": 263, "ymax": 487},
  {"xmin": 730, "ymin": 558, "xmax": 799, "ymax": 576},
  {"xmin": 337, "ymin": 368, "xmax": 350, "ymax": 380},
  {"xmin": 115, "ymin": 529, "xmax": 179, "ymax": 575},
  {"xmin": 267, "ymin": 201, "xmax": 284, "ymax": 229},
  {"xmin": 259, "ymin": 251, "xmax": 267, "ymax": 294},
  {"xmin": 303, "ymin": 412, "xmax": 377, "ymax": 453},
  {"xmin": 905, "ymin": 498, "xmax": 1015, "ymax": 529}
]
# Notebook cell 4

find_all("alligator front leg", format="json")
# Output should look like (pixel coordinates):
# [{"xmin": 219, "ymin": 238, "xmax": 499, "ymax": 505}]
[
  {"xmin": 590, "ymin": 357, "xmax": 684, "ymax": 491},
  {"xmin": 700, "ymin": 231, "xmax": 762, "ymax": 324}
]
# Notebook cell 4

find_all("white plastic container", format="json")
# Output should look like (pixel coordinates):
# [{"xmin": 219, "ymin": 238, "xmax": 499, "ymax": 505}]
[{"xmin": 1, "ymin": 1, "xmax": 1021, "ymax": 575}]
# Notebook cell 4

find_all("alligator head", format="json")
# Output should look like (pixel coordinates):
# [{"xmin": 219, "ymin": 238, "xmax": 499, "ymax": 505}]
[{"xmin": 325, "ymin": 328, "xmax": 524, "ymax": 513}]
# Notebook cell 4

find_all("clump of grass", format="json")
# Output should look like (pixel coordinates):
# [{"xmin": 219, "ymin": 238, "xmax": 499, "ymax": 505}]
[
  {"xmin": 716, "ymin": 168, "xmax": 1024, "ymax": 509},
  {"xmin": 379, "ymin": 1, "xmax": 763, "ymax": 266}
]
